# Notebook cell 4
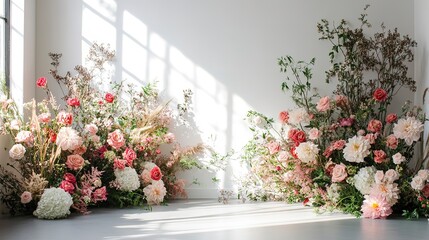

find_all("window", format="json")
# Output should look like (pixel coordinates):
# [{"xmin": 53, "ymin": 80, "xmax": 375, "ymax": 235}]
[{"xmin": 0, "ymin": 0, "xmax": 9, "ymax": 90}]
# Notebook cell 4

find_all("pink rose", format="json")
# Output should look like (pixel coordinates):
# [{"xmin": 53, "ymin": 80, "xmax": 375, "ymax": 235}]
[
  {"xmin": 316, "ymin": 96, "xmax": 331, "ymax": 112},
  {"xmin": 64, "ymin": 173, "xmax": 77, "ymax": 184},
  {"xmin": 122, "ymin": 148, "xmax": 137, "ymax": 166},
  {"xmin": 67, "ymin": 98, "xmax": 80, "ymax": 107},
  {"xmin": 141, "ymin": 169, "xmax": 152, "ymax": 184},
  {"xmin": 267, "ymin": 141, "xmax": 281, "ymax": 155},
  {"xmin": 113, "ymin": 158, "xmax": 127, "ymax": 170},
  {"xmin": 15, "ymin": 131, "xmax": 34, "ymax": 146},
  {"xmin": 107, "ymin": 129, "xmax": 125, "ymax": 149},
  {"xmin": 386, "ymin": 134, "xmax": 398, "ymax": 149},
  {"xmin": 20, "ymin": 191, "xmax": 32, "ymax": 204},
  {"xmin": 386, "ymin": 114, "xmax": 398, "ymax": 124},
  {"xmin": 164, "ymin": 133, "xmax": 175, "ymax": 144},
  {"xmin": 367, "ymin": 119, "xmax": 383, "ymax": 132},
  {"xmin": 331, "ymin": 164, "xmax": 347, "ymax": 182},
  {"xmin": 92, "ymin": 186, "xmax": 108, "ymax": 202},
  {"xmin": 36, "ymin": 77, "xmax": 47, "ymax": 88},
  {"xmin": 392, "ymin": 153, "xmax": 406, "ymax": 165},
  {"xmin": 84, "ymin": 124, "xmax": 98, "ymax": 135},
  {"xmin": 66, "ymin": 154, "xmax": 85, "ymax": 170},
  {"xmin": 373, "ymin": 150, "xmax": 387, "ymax": 163},
  {"xmin": 105, "ymin": 93, "xmax": 115, "ymax": 103},
  {"xmin": 38, "ymin": 113, "xmax": 51, "ymax": 123},
  {"xmin": 308, "ymin": 128, "xmax": 321, "ymax": 140},
  {"xmin": 279, "ymin": 111, "xmax": 289, "ymax": 124},
  {"xmin": 339, "ymin": 118, "xmax": 354, "ymax": 127},
  {"xmin": 60, "ymin": 180, "xmax": 75, "ymax": 194},
  {"xmin": 373, "ymin": 88, "xmax": 388, "ymax": 102},
  {"xmin": 150, "ymin": 166, "xmax": 163, "ymax": 181},
  {"xmin": 56, "ymin": 111, "xmax": 73, "ymax": 125},
  {"xmin": 384, "ymin": 169, "xmax": 399, "ymax": 183}
]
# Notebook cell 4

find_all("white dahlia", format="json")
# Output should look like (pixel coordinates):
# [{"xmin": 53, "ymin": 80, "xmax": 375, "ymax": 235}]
[
  {"xmin": 33, "ymin": 188, "xmax": 73, "ymax": 219},
  {"xmin": 288, "ymin": 108, "xmax": 310, "ymax": 126},
  {"xmin": 353, "ymin": 166, "xmax": 377, "ymax": 195},
  {"xmin": 114, "ymin": 167, "xmax": 140, "ymax": 191},
  {"xmin": 393, "ymin": 117, "xmax": 424, "ymax": 146},
  {"xmin": 143, "ymin": 180, "xmax": 167, "ymax": 205},
  {"xmin": 343, "ymin": 136, "xmax": 371, "ymax": 163},
  {"xmin": 295, "ymin": 141, "xmax": 319, "ymax": 163}
]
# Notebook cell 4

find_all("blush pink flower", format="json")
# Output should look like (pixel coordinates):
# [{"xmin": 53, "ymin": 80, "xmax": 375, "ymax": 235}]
[
  {"xmin": 364, "ymin": 133, "xmax": 378, "ymax": 144},
  {"xmin": 279, "ymin": 111, "xmax": 289, "ymax": 124},
  {"xmin": 107, "ymin": 129, "xmax": 125, "ymax": 150},
  {"xmin": 385, "ymin": 134, "xmax": 398, "ymax": 149},
  {"xmin": 56, "ymin": 127, "xmax": 83, "ymax": 151},
  {"xmin": 66, "ymin": 154, "xmax": 85, "ymax": 170},
  {"xmin": 361, "ymin": 194, "xmax": 393, "ymax": 219},
  {"xmin": 59, "ymin": 180, "xmax": 75, "ymax": 194},
  {"xmin": 122, "ymin": 148, "xmax": 137, "ymax": 166},
  {"xmin": 92, "ymin": 186, "xmax": 108, "ymax": 202},
  {"xmin": 15, "ymin": 131, "xmax": 34, "ymax": 146},
  {"xmin": 332, "ymin": 140, "xmax": 346, "ymax": 150},
  {"xmin": 36, "ymin": 77, "xmax": 47, "ymax": 88},
  {"xmin": 84, "ymin": 124, "xmax": 98, "ymax": 135},
  {"xmin": 331, "ymin": 164, "xmax": 347, "ymax": 182},
  {"xmin": 308, "ymin": 128, "xmax": 321, "ymax": 140},
  {"xmin": 339, "ymin": 118, "xmax": 354, "ymax": 127},
  {"xmin": 163, "ymin": 132, "xmax": 175, "ymax": 144},
  {"xmin": 316, "ymin": 96, "xmax": 331, "ymax": 112},
  {"xmin": 38, "ymin": 112, "xmax": 51, "ymax": 123},
  {"xmin": 373, "ymin": 150, "xmax": 387, "ymax": 164},
  {"xmin": 141, "ymin": 169, "xmax": 152, "ymax": 184},
  {"xmin": 20, "ymin": 191, "xmax": 32, "ymax": 204},
  {"xmin": 335, "ymin": 95, "xmax": 349, "ymax": 108},
  {"xmin": 267, "ymin": 141, "xmax": 281, "ymax": 155},
  {"xmin": 367, "ymin": 119, "xmax": 383, "ymax": 133},
  {"xmin": 56, "ymin": 111, "xmax": 73, "ymax": 125}
]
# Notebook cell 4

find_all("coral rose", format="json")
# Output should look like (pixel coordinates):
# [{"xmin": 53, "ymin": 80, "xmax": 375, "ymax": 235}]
[
  {"xmin": 373, "ymin": 150, "xmax": 387, "ymax": 164},
  {"xmin": 386, "ymin": 114, "xmax": 398, "ymax": 124},
  {"xmin": 107, "ymin": 129, "xmax": 125, "ymax": 149},
  {"xmin": 67, "ymin": 98, "xmax": 80, "ymax": 107},
  {"xmin": 386, "ymin": 134, "xmax": 398, "ymax": 149},
  {"xmin": 122, "ymin": 148, "xmax": 137, "ymax": 165},
  {"xmin": 279, "ymin": 111, "xmax": 289, "ymax": 124},
  {"xmin": 113, "ymin": 158, "xmax": 127, "ymax": 170},
  {"xmin": 66, "ymin": 154, "xmax": 85, "ymax": 170},
  {"xmin": 56, "ymin": 111, "xmax": 73, "ymax": 125},
  {"xmin": 150, "ymin": 166, "xmax": 163, "ymax": 181},
  {"xmin": 92, "ymin": 187, "xmax": 108, "ymax": 202}
]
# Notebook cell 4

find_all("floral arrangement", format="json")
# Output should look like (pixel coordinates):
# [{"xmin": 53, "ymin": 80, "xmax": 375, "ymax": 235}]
[
  {"xmin": 240, "ymin": 8, "xmax": 427, "ymax": 219},
  {"xmin": 0, "ymin": 43, "xmax": 203, "ymax": 218}
]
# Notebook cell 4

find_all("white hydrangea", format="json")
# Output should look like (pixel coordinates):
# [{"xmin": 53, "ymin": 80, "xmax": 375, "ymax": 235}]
[
  {"xmin": 295, "ymin": 141, "xmax": 319, "ymax": 163},
  {"xmin": 33, "ymin": 188, "xmax": 73, "ymax": 219},
  {"xmin": 114, "ymin": 167, "xmax": 140, "ymax": 191},
  {"xmin": 343, "ymin": 136, "xmax": 371, "ymax": 163},
  {"xmin": 353, "ymin": 166, "xmax": 377, "ymax": 195},
  {"xmin": 327, "ymin": 183, "xmax": 341, "ymax": 203}
]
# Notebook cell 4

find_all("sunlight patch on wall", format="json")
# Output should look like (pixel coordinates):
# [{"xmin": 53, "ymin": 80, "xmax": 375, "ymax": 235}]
[{"xmin": 10, "ymin": 0, "xmax": 24, "ymax": 113}]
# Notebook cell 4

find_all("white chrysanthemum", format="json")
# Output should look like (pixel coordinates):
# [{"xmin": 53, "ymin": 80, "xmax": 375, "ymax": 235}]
[
  {"xmin": 411, "ymin": 176, "xmax": 425, "ymax": 191},
  {"xmin": 114, "ymin": 167, "xmax": 140, "ymax": 191},
  {"xmin": 143, "ymin": 180, "xmax": 167, "ymax": 205},
  {"xmin": 327, "ymin": 183, "xmax": 341, "ymax": 203},
  {"xmin": 393, "ymin": 117, "xmax": 424, "ymax": 146},
  {"xmin": 353, "ymin": 166, "xmax": 377, "ymax": 195},
  {"xmin": 56, "ymin": 127, "xmax": 83, "ymax": 151},
  {"xmin": 33, "ymin": 188, "xmax": 73, "ymax": 219},
  {"xmin": 295, "ymin": 141, "xmax": 319, "ymax": 163},
  {"xmin": 288, "ymin": 108, "xmax": 310, "ymax": 126},
  {"xmin": 343, "ymin": 136, "xmax": 371, "ymax": 163}
]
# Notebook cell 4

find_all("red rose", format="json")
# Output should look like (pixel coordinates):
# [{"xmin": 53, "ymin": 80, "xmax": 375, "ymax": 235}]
[
  {"xmin": 373, "ymin": 88, "xmax": 388, "ymax": 102},
  {"xmin": 279, "ymin": 111, "xmax": 289, "ymax": 124},
  {"xmin": 150, "ymin": 166, "xmax": 163, "ymax": 181},
  {"xmin": 36, "ymin": 77, "xmax": 47, "ymax": 88},
  {"xmin": 386, "ymin": 114, "xmax": 398, "ymax": 124},
  {"xmin": 288, "ymin": 129, "xmax": 306, "ymax": 145},
  {"xmin": 67, "ymin": 98, "xmax": 80, "ymax": 107},
  {"xmin": 64, "ymin": 173, "xmax": 76, "ymax": 184},
  {"xmin": 105, "ymin": 93, "xmax": 115, "ymax": 103},
  {"xmin": 60, "ymin": 180, "xmax": 75, "ymax": 194}
]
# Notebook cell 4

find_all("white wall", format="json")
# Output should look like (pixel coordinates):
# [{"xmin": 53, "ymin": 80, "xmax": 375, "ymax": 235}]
[
  {"xmin": 415, "ymin": 0, "xmax": 429, "ymax": 168},
  {"xmin": 35, "ymin": 0, "xmax": 414, "ymax": 198}
]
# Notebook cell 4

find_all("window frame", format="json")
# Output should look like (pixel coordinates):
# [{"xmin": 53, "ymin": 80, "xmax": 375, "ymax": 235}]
[{"xmin": 0, "ymin": 0, "xmax": 10, "ymax": 89}]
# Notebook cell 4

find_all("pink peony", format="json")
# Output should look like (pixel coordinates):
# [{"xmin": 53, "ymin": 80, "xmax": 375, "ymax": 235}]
[
  {"xmin": 64, "ymin": 173, "xmax": 77, "ymax": 184},
  {"xmin": 38, "ymin": 112, "xmax": 51, "ymax": 123},
  {"xmin": 267, "ymin": 141, "xmax": 281, "ymax": 155},
  {"xmin": 279, "ymin": 111, "xmax": 289, "ymax": 124},
  {"xmin": 20, "ymin": 191, "xmax": 32, "ymax": 204},
  {"xmin": 122, "ymin": 148, "xmax": 137, "ymax": 165},
  {"xmin": 107, "ymin": 129, "xmax": 125, "ymax": 149},
  {"xmin": 60, "ymin": 180, "xmax": 75, "ymax": 194},
  {"xmin": 66, "ymin": 154, "xmax": 85, "ymax": 170},
  {"xmin": 373, "ymin": 88, "xmax": 388, "ymax": 102},
  {"xmin": 367, "ymin": 119, "xmax": 383, "ymax": 133},
  {"xmin": 36, "ymin": 77, "xmax": 47, "ymax": 88},
  {"xmin": 67, "ymin": 98, "xmax": 80, "ymax": 107},
  {"xmin": 15, "ymin": 131, "xmax": 34, "ymax": 146},
  {"xmin": 331, "ymin": 164, "xmax": 348, "ymax": 182},
  {"xmin": 316, "ymin": 96, "xmax": 331, "ymax": 112},
  {"xmin": 386, "ymin": 134, "xmax": 398, "ymax": 149},
  {"xmin": 92, "ymin": 186, "xmax": 108, "ymax": 202},
  {"xmin": 56, "ymin": 111, "xmax": 73, "ymax": 125},
  {"xmin": 386, "ymin": 114, "xmax": 398, "ymax": 124},
  {"xmin": 113, "ymin": 158, "xmax": 127, "ymax": 170},
  {"xmin": 56, "ymin": 127, "xmax": 83, "ymax": 151},
  {"xmin": 105, "ymin": 93, "xmax": 115, "ymax": 103},
  {"xmin": 150, "ymin": 166, "xmax": 163, "ymax": 181},
  {"xmin": 373, "ymin": 150, "xmax": 387, "ymax": 164},
  {"xmin": 361, "ymin": 194, "xmax": 393, "ymax": 219}
]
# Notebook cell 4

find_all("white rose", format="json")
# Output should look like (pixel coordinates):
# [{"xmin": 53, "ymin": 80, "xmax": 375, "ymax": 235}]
[
  {"xmin": 374, "ymin": 171, "xmax": 384, "ymax": 184},
  {"xmin": 392, "ymin": 153, "xmax": 405, "ymax": 165},
  {"xmin": 384, "ymin": 169, "xmax": 399, "ymax": 183},
  {"xmin": 9, "ymin": 144, "xmax": 26, "ymax": 160},
  {"xmin": 417, "ymin": 170, "xmax": 429, "ymax": 181},
  {"xmin": 411, "ymin": 176, "xmax": 425, "ymax": 191}
]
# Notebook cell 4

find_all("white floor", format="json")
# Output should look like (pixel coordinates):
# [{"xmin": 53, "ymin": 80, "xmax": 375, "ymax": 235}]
[{"xmin": 0, "ymin": 200, "xmax": 428, "ymax": 240}]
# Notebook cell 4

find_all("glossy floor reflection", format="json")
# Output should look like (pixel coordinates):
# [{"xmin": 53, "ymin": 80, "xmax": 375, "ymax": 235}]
[{"xmin": 0, "ymin": 200, "xmax": 427, "ymax": 240}]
